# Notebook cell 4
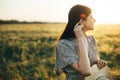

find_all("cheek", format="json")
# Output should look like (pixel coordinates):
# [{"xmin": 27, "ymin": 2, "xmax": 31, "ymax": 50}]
[
  {"xmin": 86, "ymin": 20, "xmax": 93, "ymax": 26},
  {"xmin": 84, "ymin": 21, "xmax": 91, "ymax": 28},
  {"xmin": 84, "ymin": 21, "xmax": 94, "ymax": 30}
]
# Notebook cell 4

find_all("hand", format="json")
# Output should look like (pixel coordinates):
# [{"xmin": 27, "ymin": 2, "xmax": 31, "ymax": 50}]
[
  {"xmin": 97, "ymin": 59, "xmax": 107, "ymax": 70},
  {"xmin": 73, "ymin": 22, "xmax": 85, "ymax": 39}
]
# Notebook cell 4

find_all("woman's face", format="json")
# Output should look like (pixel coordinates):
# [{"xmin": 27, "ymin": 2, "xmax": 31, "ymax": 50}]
[{"xmin": 82, "ymin": 14, "xmax": 96, "ymax": 30}]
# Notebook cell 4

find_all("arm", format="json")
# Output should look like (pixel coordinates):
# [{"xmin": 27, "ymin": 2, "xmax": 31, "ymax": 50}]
[
  {"xmin": 71, "ymin": 22, "xmax": 91, "ymax": 76},
  {"xmin": 71, "ymin": 38, "xmax": 91, "ymax": 76}
]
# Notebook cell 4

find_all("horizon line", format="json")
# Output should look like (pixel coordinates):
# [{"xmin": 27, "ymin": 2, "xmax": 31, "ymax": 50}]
[{"xmin": 0, "ymin": 19, "xmax": 120, "ymax": 25}]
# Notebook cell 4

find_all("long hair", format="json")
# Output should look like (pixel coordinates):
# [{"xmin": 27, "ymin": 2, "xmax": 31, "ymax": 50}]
[{"xmin": 59, "ymin": 4, "xmax": 91, "ymax": 40}]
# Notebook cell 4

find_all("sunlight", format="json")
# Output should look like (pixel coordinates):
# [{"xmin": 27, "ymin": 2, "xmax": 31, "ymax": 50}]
[
  {"xmin": 89, "ymin": 0, "xmax": 120, "ymax": 24},
  {"xmin": 0, "ymin": 0, "xmax": 120, "ymax": 24}
]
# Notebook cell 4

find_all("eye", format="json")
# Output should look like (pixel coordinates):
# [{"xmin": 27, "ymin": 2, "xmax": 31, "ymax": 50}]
[
  {"xmin": 89, "ymin": 16, "xmax": 94, "ymax": 19},
  {"xmin": 90, "ymin": 15, "xmax": 93, "ymax": 18}
]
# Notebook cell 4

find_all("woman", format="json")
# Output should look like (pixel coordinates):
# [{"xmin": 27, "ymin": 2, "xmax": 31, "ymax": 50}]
[{"xmin": 55, "ymin": 4, "xmax": 109, "ymax": 80}]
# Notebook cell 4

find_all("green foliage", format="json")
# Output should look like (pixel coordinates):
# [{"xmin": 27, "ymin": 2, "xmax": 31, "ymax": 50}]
[{"xmin": 0, "ymin": 24, "xmax": 120, "ymax": 80}]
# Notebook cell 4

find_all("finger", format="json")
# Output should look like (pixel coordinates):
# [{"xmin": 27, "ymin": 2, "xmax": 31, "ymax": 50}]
[
  {"xmin": 97, "ymin": 64, "xmax": 101, "ymax": 70},
  {"xmin": 97, "ymin": 60, "xmax": 103, "ymax": 70},
  {"xmin": 74, "ymin": 22, "xmax": 81, "ymax": 29},
  {"xmin": 98, "ymin": 60, "xmax": 106, "ymax": 69},
  {"xmin": 79, "ymin": 24, "xmax": 84, "ymax": 28},
  {"xmin": 80, "ymin": 19, "xmax": 84, "ymax": 25},
  {"xmin": 100, "ymin": 60, "xmax": 104, "ymax": 66},
  {"xmin": 100, "ymin": 60, "xmax": 103, "ymax": 65},
  {"xmin": 100, "ymin": 60, "xmax": 106, "ymax": 66},
  {"xmin": 74, "ymin": 21, "xmax": 84, "ymax": 29},
  {"xmin": 76, "ymin": 25, "xmax": 84, "ymax": 31},
  {"xmin": 102, "ymin": 60, "xmax": 107, "ymax": 67},
  {"xmin": 74, "ymin": 25, "xmax": 83, "ymax": 32}
]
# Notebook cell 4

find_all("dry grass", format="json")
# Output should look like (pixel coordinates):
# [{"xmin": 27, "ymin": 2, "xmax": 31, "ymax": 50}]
[{"xmin": 0, "ymin": 23, "xmax": 120, "ymax": 79}]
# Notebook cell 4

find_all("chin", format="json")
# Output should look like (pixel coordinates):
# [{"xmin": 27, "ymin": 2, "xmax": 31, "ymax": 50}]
[
  {"xmin": 91, "ymin": 27, "xmax": 94, "ymax": 30},
  {"xmin": 90, "ymin": 26, "xmax": 94, "ymax": 30},
  {"xmin": 89, "ymin": 27, "xmax": 94, "ymax": 30}
]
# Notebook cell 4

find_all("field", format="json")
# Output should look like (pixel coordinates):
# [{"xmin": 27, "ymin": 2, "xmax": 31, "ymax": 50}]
[{"xmin": 0, "ymin": 24, "xmax": 120, "ymax": 80}]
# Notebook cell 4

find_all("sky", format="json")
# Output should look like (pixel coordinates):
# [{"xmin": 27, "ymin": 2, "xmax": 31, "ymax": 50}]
[{"xmin": 0, "ymin": 0, "xmax": 120, "ymax": 24}]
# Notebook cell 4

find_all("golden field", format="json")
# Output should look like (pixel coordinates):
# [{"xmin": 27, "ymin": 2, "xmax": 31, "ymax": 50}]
[{"xmin": 0, "ymin": 24, "xmax": 120, "ymax": 80}]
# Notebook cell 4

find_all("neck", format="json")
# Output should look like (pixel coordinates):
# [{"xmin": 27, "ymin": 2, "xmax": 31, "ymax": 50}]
[{"xmin": 82, "ymin": 28, "xmax": 88, "ymax": 38}]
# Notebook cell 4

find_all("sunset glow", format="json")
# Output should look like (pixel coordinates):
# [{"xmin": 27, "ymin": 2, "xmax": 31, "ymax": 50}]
[{"xmin": 0, "ymin": 0, "xmax": 120, "ymax": 24}]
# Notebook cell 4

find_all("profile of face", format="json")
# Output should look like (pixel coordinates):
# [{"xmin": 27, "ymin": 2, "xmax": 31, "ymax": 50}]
[{"xmin": 81, "ymin": 14, "xmax": 96, "ymax": 30}]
